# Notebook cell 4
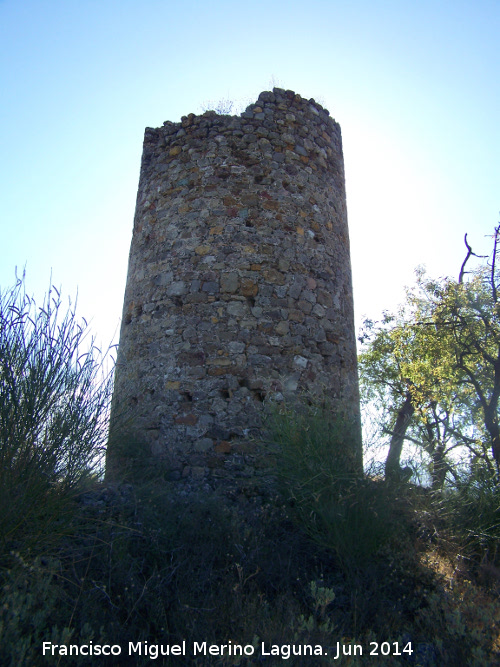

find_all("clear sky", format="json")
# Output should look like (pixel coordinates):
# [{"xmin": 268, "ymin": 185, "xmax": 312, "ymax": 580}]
[{"xmin": 1, "ymin": 0, "xmax": 499, "ymax": 350}]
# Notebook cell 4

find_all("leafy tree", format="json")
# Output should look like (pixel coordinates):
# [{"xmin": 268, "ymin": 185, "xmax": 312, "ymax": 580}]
[
  {"xmin": 359, "ymin": 226, "xmax": 500, "ymax": 484},
  {"xmin": 418, "ymin": 228, "xmax": 500, "ymax": 472},
  {"xmin": 359, "ymin": 305, "xmax": 461, "ymax": 486}
]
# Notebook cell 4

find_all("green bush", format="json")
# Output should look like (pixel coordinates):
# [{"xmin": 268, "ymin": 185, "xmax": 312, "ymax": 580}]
[
  {"xmin": 266, "ymin": 399, "xmax": 403, "ymax": 570},
  {"xmin": 0, "ymin": 556, "xmax": 75, "ymax": 666},
  {"xmin": 443, "ymin": 462, "xmax": 500, "ymax": 569},
  {"xmin": 0, "ymin": 275, "xmax": 114, "ymax": 561}
]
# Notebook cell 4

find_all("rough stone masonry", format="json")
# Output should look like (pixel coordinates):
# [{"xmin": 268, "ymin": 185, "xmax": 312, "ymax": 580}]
[{"xmin": 107, "ymin": 88, "xmax": 361, "ymax": 483}]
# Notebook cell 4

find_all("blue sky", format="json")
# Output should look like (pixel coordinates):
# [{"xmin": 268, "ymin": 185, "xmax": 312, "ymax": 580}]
[{"xmin": 1, "ymin": 0, "xmax": 499, "ymax": 350}]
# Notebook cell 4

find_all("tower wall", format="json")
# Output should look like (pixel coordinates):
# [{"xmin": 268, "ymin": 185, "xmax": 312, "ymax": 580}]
[{"xmin": 109, "ymin": 88, "xmax": 361, "ymax": 481}]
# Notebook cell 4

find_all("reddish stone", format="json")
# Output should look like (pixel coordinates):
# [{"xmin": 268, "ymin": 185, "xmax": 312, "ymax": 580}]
[
  {"xmin": 174, "ymin": 413, "xmax": 198, "ymax": 426},
  {"xmin": 215, "ymin": 441, "xmax": 232, "ymax": 454},
  {"xmin": 240, "ymin": 278, "xmax": 258, "ymax": 296}
]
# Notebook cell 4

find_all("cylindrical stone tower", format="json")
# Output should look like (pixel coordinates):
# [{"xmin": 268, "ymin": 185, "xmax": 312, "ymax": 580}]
[{"xmin": 108, "ymin": 88, "xmax": 361, "ymax": 481}]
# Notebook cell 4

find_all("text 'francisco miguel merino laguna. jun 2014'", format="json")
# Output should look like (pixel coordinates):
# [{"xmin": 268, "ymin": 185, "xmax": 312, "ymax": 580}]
[{"xmin": 42, "ymin": 639, "xmax": 415, "ymax": 660}]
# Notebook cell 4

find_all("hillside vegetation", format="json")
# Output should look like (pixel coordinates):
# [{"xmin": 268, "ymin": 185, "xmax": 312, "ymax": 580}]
[{"xmin": 0, "ymin": 268, "xmax": 499, "ymax": 666}]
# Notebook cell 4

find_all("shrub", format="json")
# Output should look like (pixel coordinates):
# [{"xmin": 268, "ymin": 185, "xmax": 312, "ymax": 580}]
[
  {"xmin": 443, "ymin": 462, "xmax": 500, "ymax": 570},
  {"xmin": 266, "ymin": 399, "xmax": 403, "ymax": 570},
  {"xmin": 0, "ymin": 275, "xmax": 114, "ymax": 561}
]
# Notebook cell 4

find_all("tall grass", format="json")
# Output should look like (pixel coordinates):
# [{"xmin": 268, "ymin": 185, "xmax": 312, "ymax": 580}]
[
  {"xmin": 266, "ymin": 399, "xmax": 404, "ymax": 570},
  {"xmin": 0, "ymin": 275, "xmax": 114, "ymax": 559},
  {"xmin": 444, "ymin": 461, "xmax": 500, "ymax": 568}
]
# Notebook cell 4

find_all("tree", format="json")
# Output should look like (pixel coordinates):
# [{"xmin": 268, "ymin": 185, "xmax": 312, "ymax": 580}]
[
  {"xmin": 420, "ymin": 227, "xmax": 500, "ymax": 471},
  {"xmin": 359, "ymin": 226, "xmax": 500, "ymax": 484},
  {"xmin": 358, "ymin": 313, "xmax": 416, "ymax": 481},
  {"xmin": 359, "ymin": 305, "xmax": 462, "ymax": 486}
]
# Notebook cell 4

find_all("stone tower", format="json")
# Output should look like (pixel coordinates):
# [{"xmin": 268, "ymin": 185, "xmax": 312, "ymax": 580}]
[{"xmin": 108, "ymin": 89, "xmax": 361, "ymax": 481}]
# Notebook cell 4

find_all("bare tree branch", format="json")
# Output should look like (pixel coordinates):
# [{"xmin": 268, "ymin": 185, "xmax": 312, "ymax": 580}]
[
  {"xmin": 458, "ymin": 233, "xmax": 488, "ymax": 283},
  {"xmin": 459, "ymin": 234, "xmax": 473, "ymax": 284},
  {"xmin": 491, "ymin": 224, "xmax": 500, "ymax": 303}
]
